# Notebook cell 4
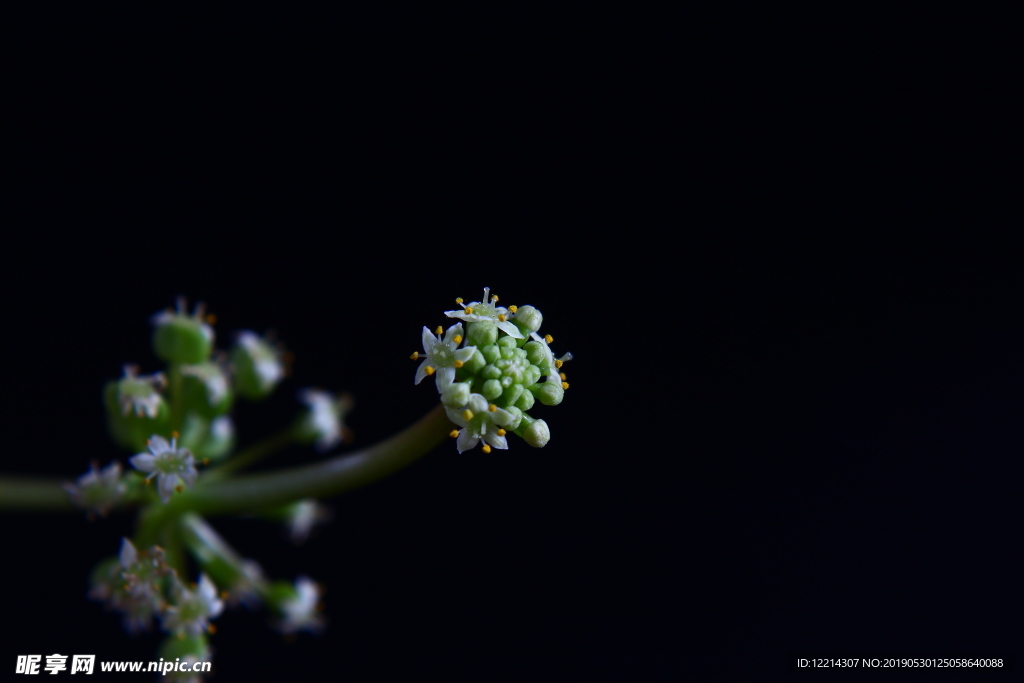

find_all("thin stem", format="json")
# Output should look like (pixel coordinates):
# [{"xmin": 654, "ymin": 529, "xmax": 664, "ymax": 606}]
[
  {"xmin": 168, "ymin": 364, "xmax": 184, "ymax": 433},
  {"xmin": 203, "ymin": 428, "xmax": 295, "ymax": 483},
  {"xmin": 164, "ymin": 404, "xmax": 450, "ymax": 518},
  {"xmin": 0, "ymin": 476, "xmax": 74, "ymax": 511}
]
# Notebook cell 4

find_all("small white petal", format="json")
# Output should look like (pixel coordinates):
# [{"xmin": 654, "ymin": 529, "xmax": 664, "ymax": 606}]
[
  {"xmin": 119, "ymin": 538, "xmax": 138, "ymax": 567},
  {"xmin": 490, "ymin": 407, "xmax": 515, "ymax": 426},
  {"xmin": 435, "ymin": 366, "xmax": 456, "ymax": 391},
  {"xmin": 147, "ymin": 435, "xmax": 171, "ymax": 455},
  {"xmin": 414, "ymin": 359, "xmax": 432, "ymax": 385},
  {"xmin": 421, "ymin": 326, "xmax": 437, "ymax": 352},
  {"xmin": 454, "ymin": 346, "xmax": 477, "ymax": 362},
  {"xmin": 496, "ymin": 321, "xmax": 524, "ymax": 338},
  {"xmin": 445, "ymin": 407, "xmax": 470, "ymax": 428},
  {"xmin": 483, "ymin": 432, "xmax": 508, "ymax": 450},
  {"xmin": 442, "ymin": 323, "xmax": 463, "ymax": 345},
  {"xmin": 456, "ymin": 430, "xmax": 479, "ymax": 453},
  {"xmin": 467, "ymin": 394, "xmax": 488, "ymax": 413},
  {"xmin": 158, "ymin": 474, "xmax": 178, "ymax": 503},
  {"xmin": 129, "ymin": 453, "xmax": 157, "ymax": 473}
]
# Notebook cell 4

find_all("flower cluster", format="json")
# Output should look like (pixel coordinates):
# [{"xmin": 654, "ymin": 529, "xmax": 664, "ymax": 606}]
[{"xmin": 414, "ymin": 288, "xmax": 571, "ymax": 453}]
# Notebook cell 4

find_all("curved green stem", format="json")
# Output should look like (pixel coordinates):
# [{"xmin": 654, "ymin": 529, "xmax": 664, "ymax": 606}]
[
  {"xmin": 0, "ymin": 476, "xmax": 74, "ymax": 511},
  {"xmin": 203, "ymin": 428, "xmax": 295, "ymax": 483},
  {"xmin": 175, "ymin": 404, "xmax": 450, "ymax": 516}
]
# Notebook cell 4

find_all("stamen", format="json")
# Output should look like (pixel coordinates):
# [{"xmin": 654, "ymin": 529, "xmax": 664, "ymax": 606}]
[
  {"xmin": 207, "ymin": 624, "xmax": 217, "ymax": 634},
  {"xmin": 482, "ymin": 444, "xmax": 492, "ymax": 453},
  {"xmin": 410, "ymin": 352, "xmax": 420, "ymax": 360},
  {"xmin": 545, "ymin": 334, "xmax": 554, "ymax": 343},
  {"xmin": 491, "ymin": 294, "xmax": 499, "ymax": 303},
  {"xmin": 497, "ymin": 314, "xmax": 507, "ymax": 322},
  {"xmin": 464, "ymin": 307, "xmax": 474, "ymax": 314},
  {"xmin": 509, "ymin": 305, "xmax": 518, "ymax": 313},
  {"xmin": 435, "ymin": 326, "xmax": 443, "ymax": 335},
  {"xmin": 453, "ymin": 334, "xmax": 463, "ymax": 344},
  {"xmin": 554, "ymin": 359, "xmax": 563, "ymax": 368},
  {"xmin": 424, "ymin": 366, "xmax": 435, "ymax": 376},
  {"xmin": 171, "ymin": 430, "xmax": 180, "ymax": 439},
  {"xmin": 453, "ymin": 360, "xmax": 464, "ymax": 368},
  {"xmin": 206, "ymin": 314, "xmax": 217, "ymax": 324},
  {"xmin": 455, "ymin": 297, "xmax": 464, "ymax": 304},
  {"xmin": 462, "ymin": 409, "xmax": 474, "ymax": 420},
  {"xmin": 559, "ymin": 372, "xmax": 567, "ymax": 380},
  {"xmin": 561, "ymin": 382, "xmax": 570, "ymax": 390},
  {"xmin": 175, "ymin": 485, "xmax": 184, "ymax": 493},
  {"xmin": 496, "ymin": 429, "xmax": 506, "ymax": 436},
  {"xmin": 488, "ymin": 404, "xmax": 498, "ymax": 412},
  {"xmin": 450, "ymin": 430, "xmax": 460, "ymax": 439}
]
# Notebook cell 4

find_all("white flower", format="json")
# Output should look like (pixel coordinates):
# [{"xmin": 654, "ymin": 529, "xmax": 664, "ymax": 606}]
[
  {"xmin": 130, "ymin": 435, "xmax": 199, "ymax": 504},
  {"xmin": 297, "ymin": 389, "xmax": 351, "ymax": 452},
  {"xmin": 117, "ymin": 365, "xmax": 167, "ymax": 418},
  {"xmin": 413, "ymin": 323, "xmax": 477, "ymax": 391},
  {"xmin": 445, "ymin": 393, "xmax": 516, "ymax": 453},
  {"xmin": 63, "ymin": 461, "xmax": 125, "ymax": 516},
  {"xmin": 286, "ymin": 499, "xmax": 331, "ymax": 545},
  {"xmin": 444, "ymin": 287, "xmax": 524, "ymax": 338},
  {"xmin": 162, "ymin": 574, "xmax": 224, "ymax": 637},
  {"xmin": 276, "ymin": 577, "xmax": 325, "ymax": 635}
]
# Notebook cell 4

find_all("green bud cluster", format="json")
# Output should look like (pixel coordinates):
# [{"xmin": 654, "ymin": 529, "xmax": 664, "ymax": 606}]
[
  {"xmin": 102, "ymin": 299, "xmax": 287, "ymax": 458},
  {"xmin": 416, "ymin": 288, "xmax": 572, "ymax": 453}
]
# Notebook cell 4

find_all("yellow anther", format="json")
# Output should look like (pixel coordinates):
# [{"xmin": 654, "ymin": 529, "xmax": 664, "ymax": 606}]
[
  {"xmin": 491, "ymin": 294, "xmax": 499, "ymax": 303},
  {"xmin": 453, "ymin": 334, "xmax": 463, "ymax": 344},
  {"xmin": 207, "ymin": 623, "xmax": 217, "ymax": 634},
  {"xmin": 221, "ymin": 591, "xmax": 229, "ymax": 599},
  {"xmin": 497, "ymin": 314, "xmax": 507, "ymax": 322},
  {"xmin": 496, "ymin": 428, "xmax": 507, "ymax": 436},
  {"xmin": 554, "ymin": 359, "xmax": 563, "ymax": 368},
  {"xmin": 455, "ymin": 297, "xmax": 464, "ymax": 304},
  {"xmin": 509, "ymin": 305, "xmax": 518, "ymax": 313},
  {"xmin": 453, "ymin": 360, "xmax": 464, "ymax": 369},
  {"xmin": 424, "ymin": 366, "xmax": 435, "ymax": 376},
  {"xmin": 562, "ymin": 382, "xmax": 570, "ymax": 390},
  {"xmin": 464, "ymin": 307, "xmax": 474, "ymax": 315},
  {"xmin": 206, "ymin": 314, "xmax": 217, "ymax": 324},
  {"xmin": 449, "ymin": 430, "xmax": 460, "ymax": 439},
  {"xmin": 410, "ymin": 351, "xmax": 420, "ymax": 360},
  {"xmin": 559, "ymin": 372, "xmax": 567, "ymax": 380},
  {"xmin": 545, "ymin": 334, "xmax": 554, "ymax": 344},
  {"xmin": 482, "ymin": 444, "xmax": 492, "ymax": 453},
  {"xmin": 202, "ymin": 458, "xmax": 210, "ymax": 466},
  {"xmin": 175, "ymin": 485, "xmax": 184, "ymax": 493},
  {"xmin": 171, "ymin": 430, "xmax": 180, "ymax": 439},
  {"xmin": 462, "ymin": 409, "xmax": 474, "ymax": 420},
  {"xmin": 488, "ymin": 404, "xmax": 498, "ymax": 412},
  {"xmin": 436, "ymin": 326, "xmax": 443, "ymax": 335}
]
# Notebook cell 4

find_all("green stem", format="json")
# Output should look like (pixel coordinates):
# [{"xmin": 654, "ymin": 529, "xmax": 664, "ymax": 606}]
[
  {"xmin": 168, "ymin": 364, "xmax": 184, "ymax": 433},
  {"xmin": 163, "ymin": 404, "xmax": 450, "ymax": 519},
  {"xmin": 203, "ymin": 428, "xmax": 295, "ymax": 483},
  {"xmin": 0, "ymin": 476, "xmax": 74, "ymax": 511}
]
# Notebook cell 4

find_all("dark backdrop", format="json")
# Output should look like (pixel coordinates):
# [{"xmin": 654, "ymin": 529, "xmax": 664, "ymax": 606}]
[{"xmin": 3, "ymin": 16, "xmax": 1020, "ymax": 681}]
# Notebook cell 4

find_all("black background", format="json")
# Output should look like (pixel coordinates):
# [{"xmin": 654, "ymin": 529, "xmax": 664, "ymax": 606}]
[{"xmin": 3, "ymin": 14, "xmax": 1020, "ymax": 682}]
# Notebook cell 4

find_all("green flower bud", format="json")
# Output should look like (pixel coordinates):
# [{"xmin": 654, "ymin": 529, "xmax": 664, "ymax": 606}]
[
  {"xmin": 497, "ymin": 335, "xmax": 518, "ymax": 351},
  {"xmin": 503, "ymin": 405, "xmax": 523, "ymax": 430},
  {"xmin": 531, "ymin": 380, "xmax": 564, "ymax": 406},
  {"xmin": 520, "ymin": 417, "xmax": 550, "ymax": 448},
  {"xmin": 500, "ymin": 375, "xmax": 514, "ymax": 388},
  {"xmin": 514, "ymin": 387, "xmax": 535, "ymax": 411},
  {"xmin": 190, "ymin": 415, "xmax": 236, "ymax": 462},
  {"xmin": 151, "ymin": 299, "xmax": 215, "ymax": 365},
  {"xmin": 524, "ymin": 341, "xmax": 547, "ymax": 367},
  {"xmin": 442, "ymin": 381, "xmax": 472, "ymax": 408},
  {"xmin": 231, "ymin": 331, "xmax": 286, "ymax": 400},
  {"xmin": 502, "ymin": 382, "xmax": 524, "ymax": 407},
  {"xmin": 481, "ymin": 344, "xmax": 500, "ymax": 364},
  {"xmin": 181, "ymin": 362, "xmax": 233, "ymax": 418},
  {"xmin": 157, "ymin": 634, "xmax": 210, "ymax": 680},
  {"xmin": 522, "ymin": 364, "xmax": 542, "ymax": 387},
  {"xmin": 482, "ymin": 364, "xmax": 502, "ymax": 380},
  {"xmin": 512, "ymin": 305, "xmax": 543, "ymax": 333},
  {"xmin": 463, "ymin": 348, "xmax": 487, "ymax": 373},
  {"xmin": 481, "ymin": 379, "xmax": 503, "ymax": 400},
  {"xmin": 466, "ymin": 321, "xmax": 498, "ymax": 347},
  {"xmin": 104, "ymin": 372, "xmax": 172, "ymax": 451}
]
